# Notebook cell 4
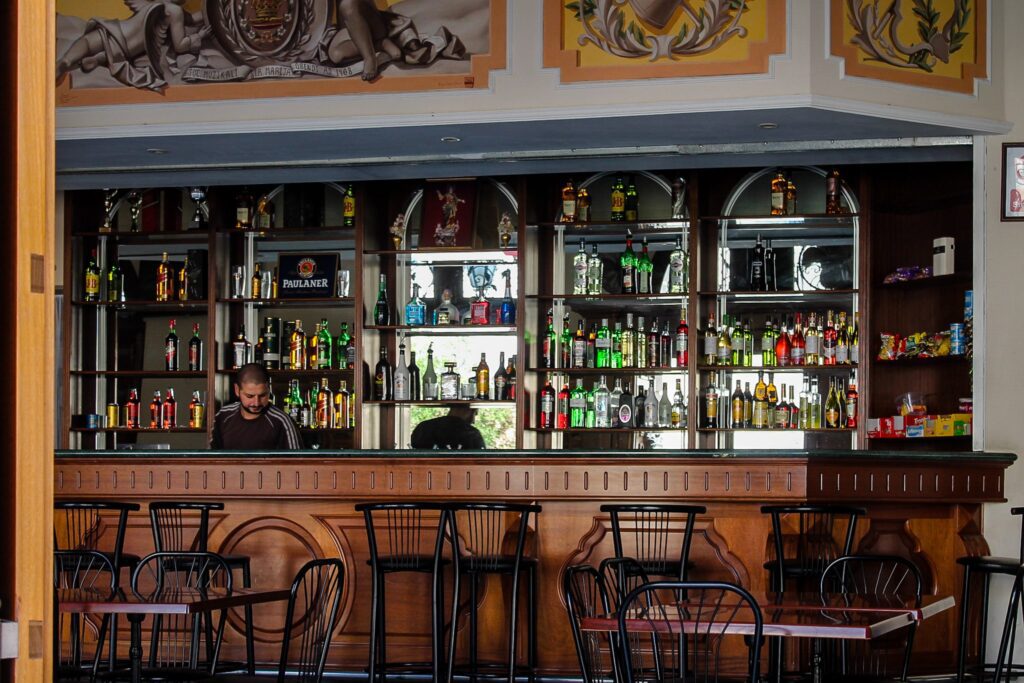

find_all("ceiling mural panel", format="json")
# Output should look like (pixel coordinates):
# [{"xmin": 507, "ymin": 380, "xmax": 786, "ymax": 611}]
[
  {"xmin": 829, "ymin": 0, "xmax": 987, "ymax": 94},
  {"xmin": 543, "ymin": 0, "xmax": 787, "ymax": 83},
  {"xmin": 55, "ymin": 0, "xmax": 506, "ymax": 106}
]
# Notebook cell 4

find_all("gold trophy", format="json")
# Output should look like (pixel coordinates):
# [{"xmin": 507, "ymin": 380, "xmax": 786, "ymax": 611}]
[
  {"xmin": 100, "ymin": 189, "xmax": 117, "ymax": 233},
  {"xmin": 497, "ymin": 212, "xmax": 514, "ymax": 248}
]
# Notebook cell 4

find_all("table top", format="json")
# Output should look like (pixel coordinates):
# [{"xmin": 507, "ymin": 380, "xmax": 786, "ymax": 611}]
[
  {"xmin": 580, "ymin": 594, "xmax": 955, "ymax": 640},
  {"xmin": 57, "ymin": 586, "xmax": 291, "ymax": 615}
]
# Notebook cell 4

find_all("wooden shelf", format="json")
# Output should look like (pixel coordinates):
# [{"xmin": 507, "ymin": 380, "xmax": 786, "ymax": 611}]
[
  {"xmin": 880, "ymin": 272, "xmax": 971, "ymax": 289},
  {"xmin": 529, "ymin": 367, "xmax": 686, "ymax": 375},
  {"xmin": 527, "ymin": 427, "xmax": 685, "ymax": 433},
  {"xmin": 72, "ymin": 300, "xmax": 209, "ymax": 311},
  {"xmin": 215, "ymin": 368, "xmax": 353, "ymax": 377},
  {"xmin": 218, "ymin": 226, "xmax": 355, "ymax": 237},
  {"xmin": 70, "ymin": 427, "xmax": 205, "ymax": 433},
  {"xmin": 697, "ymin": 365, "xmax": 859, "ymax": 373},
  {"xmin": 364, "ymin": 400, "xmax": 516, "ymax": 407},
  {"xmin": 70, "ymin": 370, "xmax": 206, "ymax": 378},
  {"xmin": 365, "ymin": 325, "xmax": 516, "ymax": 334},
  {"xmin": 697, "ymin": 289, "xmax": 858, "ymax": 298},
  {"xmin": 866, "ymin": 434, "xmax": 971, "ymax": 441},
  {"xmin": 873, "ymin": 356, "xmax": 968, "ymax": 366},
  {"xmin": 697, "ymin": 427, "xmax": 855, "ymax": 433},
  {"xmin": 71, "ymin": 230, "xmax": 211, "ymax": 243}
]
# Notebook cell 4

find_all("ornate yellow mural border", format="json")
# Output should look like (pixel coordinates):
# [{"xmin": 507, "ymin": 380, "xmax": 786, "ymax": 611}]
[
  {"xmin": 542, "ymin": 0, "xmax": 787, "ymax": 83},
  {"xmin": 829, "ymin": 0, "xmax": 987, "ymax": 94},
  {"xmin": 57, "ymin": 0, "xmax": 507, "ymax": 107}
]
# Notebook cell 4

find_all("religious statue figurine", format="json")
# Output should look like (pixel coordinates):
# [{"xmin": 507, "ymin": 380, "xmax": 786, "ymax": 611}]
[
  {"xmin": 496, "ymin": 211, "xmax": 514, "ymax": 248},
  {"xmin": 389, "ymin": 212, "xmax": 406, "ymax": 249},
  {"xmin": 127, "ymin": 191, "xmax": 143, "ymax": 233},
  {"xmin": 100, "ymin": 188, "xmax": 118, "ymax": 233},
  {"xmin": 433, "ymin": 185, "xmax": 465, "ymax": 247}
]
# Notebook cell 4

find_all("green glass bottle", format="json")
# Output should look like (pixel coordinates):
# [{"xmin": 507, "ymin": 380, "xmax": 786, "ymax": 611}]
[{"xmin": 316, "ymin": 318, "xmax": 333, "ymax": 369}]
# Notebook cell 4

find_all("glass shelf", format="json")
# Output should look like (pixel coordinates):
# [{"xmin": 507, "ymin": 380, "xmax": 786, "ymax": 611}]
[
  {"xmin": 532, "ymin": 219, "xmax": 689, "ymax": 235},
  {"xmin": 527, "ymin": 427, "xmax": 685, "ymax": 433},
  {"xmin": 70, "ymin": 370, "xmax": 206, "ymax": 378},
  {"xmin": 697, "ymin": 365, "xmax": 859, "ymax": 373},
  {"xmin": 879, "ymin": 272, "xmax": 971, "ymax": 289},
  {"xmin": 364, "ymin": 400, "xmax": 516, "ymax": 407},
  {"xmin": 365, "ymin": 325, "xmax": 516, "ymax": 335},
  {"xmin": 363, "ymin": 249, "xmax": 517, "ymax": 265},
  {"xmin": 72, "ymin": 300, "xmax": 210, "ymax": 311},
  {"xmin": 529, "ymin": 367, "xmax": 686, "ymax": 375},
  {"xmin": 217, "ymin": 297, "xmax": 355, "ymax": 307},
  {"xmin": 218, "ymin": 226, "xmax": 356, "ymax": 237},
  {"xmin": 70, "ymin": 427, "xmax": 206, "ymax": 434},
  {"xmin": 72, "ymin": 230, "xmax": 212, "ymax": 243}
]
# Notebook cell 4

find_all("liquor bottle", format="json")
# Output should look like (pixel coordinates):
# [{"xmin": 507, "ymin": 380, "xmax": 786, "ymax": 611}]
[
  {"xmin": 556, "ymin": 381, "xmax": 570, "ymax": 429},
  {"xmin": 825, "ymin": 169, "xmax": 844, "ymax": 215},
  {"xmin": 499, "ymin": 270, "xmax": 516, "ymax": 325},
  {"xmin": 647, "ymin": 318, "xmax": 659, "ymax": 368},
  {"xmin": 716, "ymin": 318, "xmax": 732, "ymax": 366},
  {"xmin": 624, "ymin": 176, "xmax": 639, "ymax": 222},
  {"xmin": 250, "ymin": 262, "xmax": 262, "ymax": 300},
  {"xmin": 106, "ymin": 260, "xmax": 123, "ymax": 302},
  {"xmin": 703, "ymin": 315, "xmax": 717, "ymax": 366},
  {"xmin": 313, "ymin": 319, "xmax": 331, "ymax": 370},
  {"xmin": 766, "ymin": 373, "xmax": 778, "ymax": 428},
  {"xmin": 577, "ymin": 187, "xmax": 591, "ymax": 222},
  {"xmin": 307, "ymin": 322, "xmax": 321, "ymax": 370},
  {"xmin": 620, "ymin": 234, "xmax": 637, "ymax": 294},
  {"xmin": 572, "ymin": 320, "xmax": 586, "ymax": 369},
  {"xmin": 408, "ymin": 351, "xmax": 421, "ymax": 401},
  {"xmin": 232, "ymin": 325, "xmax": 252, "ymax": 369},
  {"xmin": 434, "ymin": 289, "xmax": 460, "ymax": 325},
  {"xmin": 475, "ymin": 353, "xmax": 490, "ymax": 400},
  {"xmin": 156, "ymin": 251, "xmax": 172, "ymax": 302},
  {"xmin": 595, "ymin": 376, "xmax": 611, "ymax": 428},
  {"xmin": 561, "ymin": 313, "xmax": 573, "ymax": 369},
  {"xmin": 235, "ymin": 187, "xmax": 255, "ymax": 229},
  {"xmin": 316, "ymin": 380, "xmax": 335, "ymax": 429},
  {"xmin": 301, "ymin": 384, "xmax": 314, "ymax": 428},
  {"xmin": 561, "ymin": 178, "xmax": 577, "ymax": 222},
  {"xmin": 149, "ymin": 390, "xmax": 163, "ymax": 429},
  {"xmin": 788, "ymin": 385, "xmax": 799, "ymax": 429},
  {"xmin": 761, "ymin": 320, "xmax": 775, "ymax": 366},
  {"xmin": 595, "ymin": 318, "xmax": 611, "ymax": 369},
  {"xmin": 774, "ymin": 320, "xmax": 791, "ymax": 367},
  {"xmin": 493, "ymin": 352, "xmax": 508, "ymax": 400},
  {"xmin": 836, "ymin": 311, "xmax": 850, "ymax": 365},
  {"xmin": 634, "ymin": 384, "xmax": 646, "ymax": 429},
  {"xmin": 405, "ymin": 282, "xmax": 427, "ymax": 326},
  {"xmin": 635, "ymin": 315, "xmax": 648, "ymax": 369},
  {"xmin": 644, "ymin": 379, "xmax": 659, "ymax": 428},
  {"xmin": 336, "ymin": 322, "xmax": 353, "ymax": 370},
  {"xmin": 164, "ymin": 319, "xmax": 179, "ymax": 371},
  {"xmin": 391, "ymin": 338, "xmax": 409, "ymax": 401},
  {"xmin": 617, "ymin": 380, "xmax": 634, "ymax": 428},
  {"xmin": 659, "ymin": 322, "xmax": 672, "ymax": 368},
  {"xmin": 749, "ymin": 235, "xmax": 766, "ymax": 291},
  {"xmin": 542, "ymin": 310, "xmax": 556, "ymax": 369},
  {"xmin": 176, "ymin": 255, "xmax": 192, "ymax": 302},
  {"xmin": 822, "ymin": 310, "xmax": 838, "ymax": 365},
  {"xmin": 161, "ymin": 388, "xmax": 177, "ymax": 428},
  {"xmin": 770, "ymin": 171, "xmax": 786, "ymax": 216},
  {"xmin": 656, "ymin": 383, "xmax": 671, "ymax": 428},
  {"xmin": 675, "ymin": 312, "xmax": 688, "ymax": 367},
  {"xmin": 785, "ymin": 177, "xmax": 797, "ymax": 215},
  {"xmin": 845, "ymin": 371, "xmax": 859, "ymax": 428},
  {"xmin": 440, "ymin": 362, "xmax": 460, "ymax": 401},
  {"xmin": 743, "ymin": 320, "xmax": 754, "ymax": 367},
  {"xmin": 286, "ymin": 380, "xmax": 303, "ymax": 425},
  {"xmin": 125, "ymin": 388, "xmax": 141, "ymax": 429},
  {"xmin": 373, "ymin": 274, "xmax": 391, "ymax": 326},
  {"xmin": 423, "ymin": 344, "xmax": 438, "ymax": 400},
  {"xmin": 373, "ymin": 346, "xmax": 393, "ymax": 400},
  {"xmin": 791, "ymin": 314, "xmax": 806, "ymax": 366},
  {"xmin": 610, "ymin": 378, "xmax": 624, "ymax": 428},
  {"xmin": 188, "ymin": 391, "xmax": 205, "ymax": 429},
  {"xmin": 805, "ymin": 313, "xmax": 820, "ymax": 366},
  {"xmin": 256, "ymin": 194, "xmax": 275, "ymax": 230},
  {"xmin": 775, "ymin": 383, "xmax": 791, "ymax": 429},
  {"xmin": 505, "ymin": 354, "xmax": 517, "ymax": 400},
  {"xmin": 703, "ymin": 379, "xmax": 719, "ymax": 428},
  {"xmin": 587, "ymin": 244, "xmax": 603, "ymax": 296},
  {"xmin": 572, "ymin": 239, "xmax": 588, "ymax": 295},
  {"xmin": 569, "ymin": 379, "xmax": 586, "ymax": 428},
  {"xmin": 335, "ymin": 380, "xmax": 350, "ymax": 428},
  {"xmin": 84, "ymin": 249, "xmax": 101, "ymax": 302},
  {"xmin": 731, "ymin": 380, "xmax": 744, "ymax": 429},
  {"xmin": 671, "ymin": 380, "xmax": 685, "ymax": 428},
  {"xmin": 752, "ymin": 371, "xmax": 768, "ymax": 429},
  {"xmin": 342, "ymin": 184, "xmax": 356, "ymax": 228},
  {"xmin": 669, "ymin": 236, "xmax": 687, "ymax": 293},
  {"xmin": 742, "ymin": 382, "xmax": 753, "ymax": 428},
  {"xmin": 539, "ymin": 375, "xmax": 556, "ymax": 429},
  {"xmin": 586, "ymin": 324, "xmax": 597, "ymax": 369},
  {"xmin": 798, "ymin": 377, "xmax": 810, "ymax": 429},
  {"xmin": 612, "ymin": 322, "xmax": 623, "ymax": 369},
  {"xmin": 610, "ymin": 176, "xmax": 626, "ymax": 221},
  {"xmin": 585, "ymin": 385, "xmax": 596, "ymax": 429},
  {"xmin": 636, "ymin": 237, "xmax": 653, "ymax": 294},
  {"xmin": 764, "ymin": 240, "xmax": 777, "ymax": 291},
  {"xmin": 731, "ymin": 321, "xmax": 745, "ymax": 367},
  {"xmin": 850, "ymin": 318, "xmax": 860, "ymax": 365},
  {"xmin": 621, "ymin": 313, "xmax": 636, "ymax": 368},
  {"xmin": 809, "ymin": 377, "xmax": 823, "ymax": 429},
  {"xmin": 290, "ymin": 319, "xmax": 305, "ymax": 368},
  {"xmin": 824, "ymin": 377, "xmax": 842, "ymax": 429}
]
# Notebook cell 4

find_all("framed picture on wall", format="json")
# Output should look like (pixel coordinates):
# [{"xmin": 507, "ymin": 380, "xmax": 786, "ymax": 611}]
[
  {"xmin": 420, "ymin": 180, "xmax": 478, "ymax": 248},
  {"xmin": 1001, "ymin": 142, "xmax": 1024, "ymax": 220}
]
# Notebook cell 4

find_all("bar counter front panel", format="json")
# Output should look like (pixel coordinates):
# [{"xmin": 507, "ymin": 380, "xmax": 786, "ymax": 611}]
[{"xmin": 55, "ymin": 449, "xmax": 1014, "ymax": 677}]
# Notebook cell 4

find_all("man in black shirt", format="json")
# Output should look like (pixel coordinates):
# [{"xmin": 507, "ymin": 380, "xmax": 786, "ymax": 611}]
[
  {"xmin": 211, "ymin": 364, "xmax": 302, "ymax": 450},
  {"xmin": 410, "ymin": 405, "xmax": 484, "ymax": 450}
]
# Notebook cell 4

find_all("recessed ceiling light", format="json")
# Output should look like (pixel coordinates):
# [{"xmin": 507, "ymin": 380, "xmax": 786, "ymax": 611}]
[
  {"xmin": 146, "ymin": 148, "xmax": 168, "ymax": 155},
  {"xmin": 440, "ymin": 136, "xmax": 461, "ymax": 143},
  {"xmin": 758, "ymin": 122, "xmax": 778, "ymax": 130}
]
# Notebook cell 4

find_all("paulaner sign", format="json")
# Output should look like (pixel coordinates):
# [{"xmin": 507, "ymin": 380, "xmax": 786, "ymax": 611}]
[{"xmin": 278, "ymin": 253, "xmax": 338, "ymax": 299}]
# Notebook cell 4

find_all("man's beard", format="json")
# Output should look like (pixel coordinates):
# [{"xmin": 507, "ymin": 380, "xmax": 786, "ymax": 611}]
[{"xmin": 241, "ymin": 403, "xmax": 265, "ymax": 416}]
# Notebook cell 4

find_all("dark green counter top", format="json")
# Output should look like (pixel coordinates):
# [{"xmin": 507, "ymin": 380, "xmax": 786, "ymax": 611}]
[{"xmin": 55, "ymin": 448, "xmax": 1016, "ymax": 463}]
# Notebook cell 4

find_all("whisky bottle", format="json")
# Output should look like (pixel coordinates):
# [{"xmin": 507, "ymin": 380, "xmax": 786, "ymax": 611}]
[
  {"xmin": 373, "ymin": 346, "xmax": 393, "ymax": 401},
  {"xmin": 422, "ymin": 344, "xmax": 438, "ymax": 400},
  {"xmin": 373, "ymin": 274, "xmax": 391, "ymax": 326},
  {"xmin": 671, "ymin": 379, "xmax": 685, "ymax": 428},
  {"xmin": 125, "ymin": 388, "xmax": 141, "ymax": 429},
  {"xmin": 232, "ymin": 325, "xmax": 252, "ymax": 369},
  {"xmin": 825, "ymin": 169, "xmax": 845, "ymax": 215},
  {"xmin": 106, "ymin": 260, "xmax": 124, "ymax": 302},
  {"xmin": 775, "ymin": 383, "xmax": 791, "ymax": 429},
  {"xmin": 539, "ymin": 375, "xmax": 556, "ymax": 429},
  {"xmin": 577, "ymin": 187, "xmax": 591, "ymax": 222},
  {"xmin": 290, "ymin": 320, "xmax": 307, "ymax": 370},
  {"xmin": 393, "ymin": 338, "xmax": 410, "ymax": 401},
  {"xmin": 439, "ymin": 362, "xmax": 460, "ymax": 401},
  {"xmin": 647, "ymin": 318, "xmax": 659, "ymax": 368},
  {"xmin": 336, "ymin": 322, "xmax": 353, "ymax": 370},
  {"xmin": 476, "ymin": 353, "xmax": 490, "ymax": 400},
  {"xmin": 766, "ymin": 372, "xmax": 778, "ymax": 428},
  {"xmin": 84, "ymin": 249, "xmax": 101, "ymax": 302},
  {"xmin": 177, "ymin": 255, "xmax": 191, "ymax": 301},
  {"xmin": 149, "ymin": 390, "xmax": 163, "ymax": 429},
  {"xmin": 499, "ymin": 270, "xmax": 516, "ymax": 325},
  {"xmin": 587, "ymin": 244, "xmax": 603, "ymax": 295},
  {"xmin": 188, "ymin": 391, "xmax": 205, "ymax": 429},
  {"xmin": 308, "ymin": 322, "xmax": 320, "ymax": 370},
  {"xmin": 785, "ymin": 178, "xmax": 797, "ymax": 215},
  {"xmin": 342, "ymin": 184, "xmax": 356, "ymax": 228},
  {"xmin": 335, "ymin": 380, "xmax": 350, "ymax": 427},
  {"xmin": 636, "ymin": 237, "xmax": 653, "ymax": 294},
  {"xmin": 624, "ymin": 176, "xmax": 639, "ymax": 222},
  {"xmin": 752, "ymin": 371, "xmax": 768, "ymax": 429},
  {"xmin": 669, "ymin": 236, "xmax": 687, "ymax": 293},
  {"xmin": 165, "ymin": 319, "xmax": 179, "ymax": 371},
  {"xmin": 703, "ymin": 379, "xmax": 719, "ymax": 428},
  {"xmin": 235, "ymin": 187, "xmax": 255, "ymax": 229},
  {"xmin": 256, "ymin": 194, "xmax": 276, "ymax": 230},
  {"xmin": 770, "ymin": 171, "xmax": 786, "ymax": 215},
  {"xmin": 610, "ymin": 176, "xmax": 626, "ymax": 221},
  {"xmin": 316, "ymin": 380, "xmax": 335, "ymax": 429},
  {"xmin": 316, "ymin": 318, "xmax": 333, "ymax": 369},
  {"xmin": 250, "ymin": 262, "xmax": 262, "ymax": 299},
  {"xmin": 286, "ymin": 380, "xmax": 303, "ymax": 425},
  {"xmin": 156, "ymin": 252, "xmax": 172, "ymax": 302},
  {"xmin": 731, "ymin": 380, "xmax": 744, "ymax": 428},
  {"xmin": 561, "ymin": 178, "xmax": 577, "ymax": 222},
  {"xmin": 161, "ymin": 388, "xmax": 177, "ymax": 429}
]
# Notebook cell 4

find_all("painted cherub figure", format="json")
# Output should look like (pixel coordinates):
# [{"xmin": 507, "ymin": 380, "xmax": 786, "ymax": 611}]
[
  {"xmin": 325, "ymin": 0, "xmax": 404, "ymax": 81},
  {"xmin": 56, "ymin": 0, "xmax": 210, "ymax": 90}
]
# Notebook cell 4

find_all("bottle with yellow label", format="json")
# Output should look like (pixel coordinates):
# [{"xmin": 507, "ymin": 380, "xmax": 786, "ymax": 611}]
[
  {"xmin": 343, "ymin": 184, "xmax": 356, "ymax": 227},
  {"xmin": 156, "ymin": 252, "xmax": 172, "ymax": 302}
]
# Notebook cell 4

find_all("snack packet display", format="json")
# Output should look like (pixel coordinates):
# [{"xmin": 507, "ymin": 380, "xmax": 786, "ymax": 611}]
[{"xmin": 878, "ymin": 333, "xmax": 899, "ymax": 361}]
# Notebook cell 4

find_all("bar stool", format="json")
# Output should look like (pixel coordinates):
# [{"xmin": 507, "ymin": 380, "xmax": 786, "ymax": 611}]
[
  {"xmin": 956, "ymin": 556, "xmax": 1024, "ymax": 682},
  {"xmin": 54, "ymin": 500, "xmax": 141, "ymax": 672},
  {"xmin": 445, "ymin": 502, "xmax": 541, "ymax": 683},
  {"xmin": 356, "ymin": 502, "xmax": 449, "ymax": 682},
  {"xmin": 599, "ymin": 503, "xmax": 706, "ymax": 581},
  {"xmin": 149, "ymin": 501, "xmax": 255, "ymax": 675}
]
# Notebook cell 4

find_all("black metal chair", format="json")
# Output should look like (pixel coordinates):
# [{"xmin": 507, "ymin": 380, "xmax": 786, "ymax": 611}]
[
  {"xmin": 131, "ymin": 551, "xmax": 234, "ymax": 680},
  {"xmin": 54, "ymin": 550, "xmax": 117, "ymax": 682},
  {"xmin": 820, "ymin": 555, "xmax": 924, "ymax": 681},
  {"xmin": 355, "ymin": 502, "xmax": 448, "ymax": 682},
  {"xmin": 149, "ymin": 501, "xmax": 256, "ymax": 674},
  {"xmin": 444, "ymin": 501, "xmax": 542, "ymax": 683},
  {"xmin": 208, "ymin": 558, "xmax": 345, "ymax": 683},
  {"xmin": 956, "ymin": 556, "xmax": 1024, "ymax": 683},
  {"xmin": 599, "ymin": 504, "xmax": 706, "ymax": 582},
  {"xmin": 563, "ymin": 564, "xmax": 616, "ymax": 683},
  {"xmin": 616, "ymin": 580, "xmax": 764, "ymax": 683},
  {"xmin": 598, "ymin": 557, "xmax": 652, "ymax": 683}
]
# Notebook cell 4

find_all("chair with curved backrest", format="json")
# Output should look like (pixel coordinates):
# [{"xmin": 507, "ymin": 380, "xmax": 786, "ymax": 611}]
[
  {"xmin": 563, "ymin": 564, "xmax": 616, "ymax": 683},
  {"xmin": 149, "ymin": 501, "xmax": 256, "ymax": 674},
  {"xmin": 617, "ymin": 580, "xmax": 764, "ymax": 683},
  {"xmin": 131, "ymin": 551, "xmax": 234, "ymax": 680},
  {"xmin": 599, "ymin": 557, "xmax": 652, "ymax": 683},
  {"xmin": 956, "ymin": 556, "xmax": 1024, "ymax": 683},
  {"xmin": 210, "ymin": 558, "xmax": 345, "ymax": 683},
  {"xmin": 54, "ymin": 550, "xmax": 117, "ymax": 682},
  {"xmin": 820, "ymin": 555, "xmax": 924, "ymax": 681},
  {"xmin": 444, "ymin": 501, "xmax": 542, "ymax": 683},
  {"xmin": 355, "ymin": 502, "xmax": 448, "ymax": 682},
  {"xmin": 599, "ymin": 504, "xmax": 706, "ymax": 582}
]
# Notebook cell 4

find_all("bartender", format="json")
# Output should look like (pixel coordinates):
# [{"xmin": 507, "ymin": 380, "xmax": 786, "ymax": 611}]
[
  {"xmin": 211, "ymin": 363, "xmax": 302, "ymax": 450},
  {"xmin": 411, "ymin": 404, "xmax": 485, "ymax": 450}
]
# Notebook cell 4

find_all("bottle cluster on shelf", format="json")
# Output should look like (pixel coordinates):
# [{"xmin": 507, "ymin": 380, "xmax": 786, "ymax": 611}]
[
  {"xmin": 702, "ymin": 370, "xmax": 857, "ymax": 430},
  {"xmin": 373, "ymin": 341, "xmax": 517, "ymax": 402},
  {"xmin": 281, "ymin": 378, "xmax": 355, "ymax": 430},
  {"xmin": 373, "ymin": 272, "xmax": 517, "ymax": 327},
  {"xmin": 766, "ymin": 168, "xmax": 848, "ymax": 216},
  {"xmin": 83, "ymin": 250, "xmax": 203, "ymax": 303},
  {"xmin": 230, "ymin": 317, "xmax": 356, "ymax": 371},
  {"xmin": 701, "ymin": 311, "xmax": 859, "ymax": 368},
  {"xmin": 164, "ymin": 320, "xmax": 204, "ymax": 371},
  {"xmin": 561, "ymin": 175, "xmax": 648, "ymax": 223},
  {"xmin": 542, "ymin": 310, "xmax": 688, "ymax": 370},
  {"xmin": 233, "ymin": 183, "xmax": 356, "ymax": 230},
  {"xmin": 538, "ymin": 374, "xmax": 686, "ymax": 430},
  {"xmin": 102, "ymin": 388, "xmax": 206, "ymax": 430}
]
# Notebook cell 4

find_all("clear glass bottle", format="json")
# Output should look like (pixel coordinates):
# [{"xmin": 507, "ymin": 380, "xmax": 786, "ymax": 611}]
[
  {"xmin": 569, "ymin": 378, "xmax": 587, "ymax": 428},
  {"xmin": 405, "ymin": 282, "xmax": 426, "ymax": 326},
  {"xmin": 499, "ymin": 269, "xmax": 516, "ymax": 325},
  {"xmin": 573, "ymin": 239, "xmax": 588, "ymax": 295},
  {"xmin": 610, "ymin": 378, "xmax": 624, "ymax": 428},
  {"xmin": 434, "ymin": 288, "xmax": 460, "ymax": 326},
  {"xmin": 422, "ymin": 344, "xmax": 439, "ymax": 400},
  {"xmin": 440, "ymin": 362, "xmax": 460, "ymax": 400},
  {"xmin": 594, "ymin": 376, "xmax": 610, "ymax": 428},
  {"xmin": 671, "ymin": 380, "xmax": 686, "ymax": 429},
  {"xmin": 658, "ymin": 381, "xmax": 671, "ymax": 428},
  {"xmin": 587, "ymin": 244, "xmax": 603, "ymax": 295},
  {"xmin": 669, "ymin": 236, "xmax": 687, "ymax": 293},
  {"xmin": 393, "ymin": 338, "xmax": 410, "ymax": 401},
  {"xmin": 644, "ymin": 378, "xmax": 658, "ymax": 428}
]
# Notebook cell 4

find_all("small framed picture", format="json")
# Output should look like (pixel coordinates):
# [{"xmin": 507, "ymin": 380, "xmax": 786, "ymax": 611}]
[
  {"xmin": 420, "ymin": 180, "xmax": 478, "ymax": 248},
  {"xmin": 1001, "ymin": 142, "xmax": 1024, "ymax": 220}
]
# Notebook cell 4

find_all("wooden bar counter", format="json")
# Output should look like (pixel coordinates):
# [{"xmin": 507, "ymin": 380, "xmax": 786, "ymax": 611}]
[{"xmin": 55, "ymin": 449, "xmax": 1015, "ymax": 678}]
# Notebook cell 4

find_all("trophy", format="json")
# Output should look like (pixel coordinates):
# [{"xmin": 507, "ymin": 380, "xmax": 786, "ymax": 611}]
[
  {"xmin": 100, "ymin": 189, "xmax": 117, "ymax": 233},
  {"xmin": 127, "ymin": 191, "xmax": 143, "ymax": 233},
  {"xmin": 496, "ymin": 212, "xmax": 514, "ymax": 248},
  {"xmin": 188, "ymin": 187, "xmax": 209, "ymax": 231},
  {"xmin": 388, "ymin": 212, "xmax": 406, "ymax": 250}
]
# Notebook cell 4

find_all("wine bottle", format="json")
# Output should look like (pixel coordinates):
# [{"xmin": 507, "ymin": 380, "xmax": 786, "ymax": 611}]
[
  {"xmin": 422, "ymin": 344, "xmax": 438, "ymax": 400},
  {"xmin": 539, "ymin": 375, "xmax": 556, "ymax": 429},
  {"xmin": 408, "ymin": 351, "xmax": 421, "ymax": 401},
  {"xmin": 373, "ymin": 274, "xmax": 391, "ymax": 326},
  {"xmin": 493, "ymin": 352, "xmax": 508, "ymax": 400},
  {"xmin": 165, "ymin": 319, "xmax": 179, "ymax": 371},
  {"xmin": 188, "ymin": 322, "xmax": 203, "ymax": 371},
  {"xmin": 374, "ymin": 346, "xmax": 393, "ymax": 401},
  {"xmin": 499, "ymin": 269, "xmax": 516, "ymax": 325}
]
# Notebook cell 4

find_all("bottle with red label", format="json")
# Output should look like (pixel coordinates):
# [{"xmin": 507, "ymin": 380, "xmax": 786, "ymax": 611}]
[
  {"xmin": 556, "ymin": 381, "xmax": 570, "ymax": 430},
  {"xmin": 125, "ymin": 388, "xmax": 141, "ymax": 429},
  {"xmin": 165, "ymin": 319, "xmax": 179, "ymax": 371},
  {"xmin": 149, "ymin": 390, "xmax": 163, "ymax": 428},
  {"xmin": 774, "ymin": 319, "xmax": 792, "ymax": 367},
  {"xmin": 539, "ymin": 376, "xmax": 556, "ymax": 429},
  {"xmin": 161, "ymin": 388, "xmax": 177, "ymax": 428}
]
